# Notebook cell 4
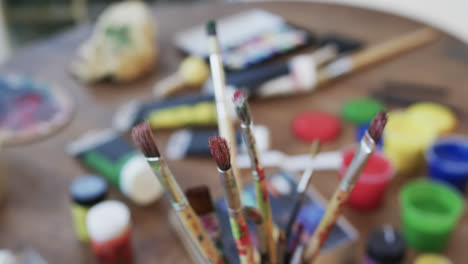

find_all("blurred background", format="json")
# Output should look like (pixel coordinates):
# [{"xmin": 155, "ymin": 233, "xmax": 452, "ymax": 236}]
[{"xmin": 1, "ymin": 0, "xmax": 468, "ymax": 64}]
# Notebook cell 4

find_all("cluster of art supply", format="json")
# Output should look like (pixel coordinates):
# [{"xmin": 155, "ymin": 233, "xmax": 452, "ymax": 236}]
[
  {"xmin": 3, "ymin": 1, "xmax": 467, "ymax": 263},
  {"xmin": 124, "ymin": 20, "xmax": 394, "ymax": 264}
]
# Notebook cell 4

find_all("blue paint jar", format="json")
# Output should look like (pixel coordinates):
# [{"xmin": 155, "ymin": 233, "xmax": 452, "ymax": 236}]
[{"xmin": 426, "ymin": 136, "xmax": 468, "ymax": 193}]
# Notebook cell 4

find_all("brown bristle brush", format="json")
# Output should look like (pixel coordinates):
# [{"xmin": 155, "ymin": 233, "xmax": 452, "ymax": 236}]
[
  {"xmin": 303, "ymin": 111, "xmax": 388, "ymax": 263},
  {"xmin": 132, "ymin": 122, "xmax": 223, "ymax": 264},
  {"xmin": 209, "ymin": 136, "xmax": 256, "ymax": 264}
]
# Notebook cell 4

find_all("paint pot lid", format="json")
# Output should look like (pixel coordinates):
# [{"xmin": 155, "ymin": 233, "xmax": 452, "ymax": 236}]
[
  {"xmin": 86, "ymin": 200, "xmax": 130, "ymax": 242},
  {"xmin": 70, "ymin": 175, "xmax": 108, "ymax": 207},
  {"xmin": 366, "ymin": 226, "xmax": 406, "ymax": 263},
  {"xmin": 414, "ymin": 254, "xmax": 453, "ymax": 264},
  {"xmin": 291, "ymin": 111, "xmax": 341, "ymax": 143},
  {"xmin": 341, "ymin": 98, "xmax": 384, "ymax": 125},
  {"xmin": 406, "ymin": 102, "xmax": 457, "ymax": 135},
  {"xmin": 120, "ymin": 155, "xmax": 163, "ymax": 205}
]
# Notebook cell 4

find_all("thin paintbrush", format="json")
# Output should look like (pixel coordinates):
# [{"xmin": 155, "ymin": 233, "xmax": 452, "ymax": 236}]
[
  {"xmin": 303, "ymin": 112, "xmax": 388, "ymax": 263},
  {"xmin": 291, "ymin": 229, "xmax": 310, "ymax": 264},
  {"xmin": 132, "ymin": 122, "xmax": 223, "ymax": 264},
  {"xmin": 284, "ymin": 140, "xmax": 321, "ymax": 247},
  {"xmin": 206, "ymin": 21, "xmax": 243, "ymax": 194},
  {"xmin": 316, "ymin": 28, "xmax": 436, "ymax": 86},
  {"xmin": 209, "ymin": 136, "xmax": 256, "ymax": 264},
  {"xmin": 233, "ymin": 90, "xmax": 277, "ymax": 264}
]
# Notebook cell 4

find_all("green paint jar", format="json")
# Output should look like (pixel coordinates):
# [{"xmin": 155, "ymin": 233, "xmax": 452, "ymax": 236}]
[
  {"xmin": 400, "ymin": 180, "xmax": 463, "ymax": 251},
  {"xmin": 70, "ymin": 175, "xmax": 108, "ymax": 242}
]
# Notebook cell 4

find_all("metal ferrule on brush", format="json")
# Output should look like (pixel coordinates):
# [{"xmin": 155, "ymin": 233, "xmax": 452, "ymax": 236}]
[
  {"xmin": 240, "ymin": 122, "xmax": 262, "ymax": 180},
  {"xmin": 338, "ymin": 132, "xmax": 376, "ymax": 192},
  {"xmin": 217, "ymin": 167, "xmax": 242, "ymax": 210},
  {"xmin": 147, "ymin": 157, "xmax": 188, "ymax": 210}
]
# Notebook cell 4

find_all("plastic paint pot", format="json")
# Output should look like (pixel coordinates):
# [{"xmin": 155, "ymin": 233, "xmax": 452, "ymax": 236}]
[
  {"xmin": 406, "ymin": 102, "xmax": 457, "ymax": 136},
  {"xmin": 340, "ymin": 148, "xmax": 394, "ymax": 210},
  {"xmin": 413, "ymin": 254, "xmax": 453, "ymax": 264},
  {"xmin": 70, "ymin": 175, "xmax": 108, "ymax": 242},
  {"xmin": 399, "ymin": 180, "xmax": 463, "ymax": 252},
  {"xmin": 426, "ymin": 136, "xmax": 468, "ymax": 193},
  {"xmin": 87, "ymin": 200, "xmax": 133, "ymax": 264},
  {"xmin": 384, "ymin": 112, "xmax": 437, "ymax": 175},
  {"xmin": 364, "ymin": 226, "xmax": 406, "ymax": 264}
]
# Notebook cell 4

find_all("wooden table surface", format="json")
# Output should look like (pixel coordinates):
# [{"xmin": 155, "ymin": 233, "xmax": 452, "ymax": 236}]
[{"xmin": 1, "ymin": 2, "xmax": 468, "ymax": 263}]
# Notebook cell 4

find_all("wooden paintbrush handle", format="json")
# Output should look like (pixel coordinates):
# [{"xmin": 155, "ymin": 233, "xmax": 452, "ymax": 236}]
[
  {"xmin": 303, "ymin": 189, "xmax": 350, "ymax": 263},
  {"xmin": 229, "ymin": 208, "xmax": 256, "ymax": 264},
  {"xmin": 254, "ymin": 168, "xmax": 277, "ymax": 264},
  {"xmin": 351, "ymin": 27, "xmax": 437, "ymax": 69},
  {"xmin": 317, "ymin": 27, "xmax": 437, "ymax": 85},
  {"xmin": 178, "ymin": 206, "xmax": 224, "ymax": 264}
]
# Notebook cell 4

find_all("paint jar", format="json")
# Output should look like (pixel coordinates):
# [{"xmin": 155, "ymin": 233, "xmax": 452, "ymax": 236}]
[
  {"xmin": 426, "ymin": 136, "xmax": 468, "ymax": 193},
  {"xmin": 384, "ymin": 112, "xmax": 437, "ymax": 175},
  {"xmin": 67, "ymin": 130, "xmax": 163, "ymax": 205},
  {"xmin": 400, "ymin": 180, "xmax": 463, "ymax": 252},
  {"xmin": 413, "ymin": 254, "xmax": 453, "ymax": 264},
  {"xmin": 340, "ymin": 148, "xmax": 394, "ymax": 210},
  {"xmin": 70, "ymin": 175, "xmax": 108, "ymax": 242},
  {"xmin": 87, "ymin": 200, "xmax": 132, "ymax": 264},
  {"xmin": 364, "ymin": 225, "xmax": 406, "ymax": 264}
]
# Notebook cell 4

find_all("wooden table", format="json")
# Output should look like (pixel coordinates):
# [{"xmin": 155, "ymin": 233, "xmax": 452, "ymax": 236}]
[{"xmin": 1, "ymin": 2, "xmax": 468, "ymax": 263}]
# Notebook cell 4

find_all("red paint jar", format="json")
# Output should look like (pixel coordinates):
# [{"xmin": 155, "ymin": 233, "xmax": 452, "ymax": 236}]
[
  {"xmin": 340, "ymin": 147, "xmax": 394, "ymax": 210},
  {"xmin": 87, "ymin": 201, "xmax": 133, "ymax": 264}
]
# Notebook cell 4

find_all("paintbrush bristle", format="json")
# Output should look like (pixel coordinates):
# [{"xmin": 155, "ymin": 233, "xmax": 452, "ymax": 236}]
[
  {"xmin": 208, "ymin": 136, "xmax": 231, "ymax": 171},
  {"xmin": 185, "ymin": 185, "xmax": 215, "ymax": 215},
  {"xmin": 368, "ymin": 111, "xmax": 388, "ymax": 143},
  {"xmin": 206, "ymin": 20, "xmax": 217, "ymax": 36},
  {"xmin": 131, "ymin": 122, "xmax": 160, "ymax": 157},
  {"xmin": 232, "ymin": 90, "xmax": 251, "ymax": 125}
]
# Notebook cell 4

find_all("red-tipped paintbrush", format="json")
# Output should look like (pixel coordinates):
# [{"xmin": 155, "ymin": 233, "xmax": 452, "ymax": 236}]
[
  {"xmin": 209, "ymin": 136, "xmax": 256, "ymax": 264},
  {"xmin": 303, "ymin": 112, "xmax": 388, "ymax": 263},
  {"xmin": 132, "ymin": 122, "xmax": 223, "ymax": 264},
  {"xmin": 233, "ymin": 90, "xmax": 277, "ymax": 264}
]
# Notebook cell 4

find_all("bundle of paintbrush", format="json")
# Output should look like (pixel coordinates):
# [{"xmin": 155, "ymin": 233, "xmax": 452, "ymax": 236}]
[{"xmin": 130, "ymin": 18, "xmax": 388, "ymax": 264}]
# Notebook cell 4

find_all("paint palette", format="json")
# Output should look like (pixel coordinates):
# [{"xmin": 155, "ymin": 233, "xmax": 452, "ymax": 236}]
[{"xmin": 0, "ymin": 74, "xmax": 73, "ymax": 146}]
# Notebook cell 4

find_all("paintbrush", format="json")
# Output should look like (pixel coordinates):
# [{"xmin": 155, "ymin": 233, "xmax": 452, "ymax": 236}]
[
  {"xmin": 316, "ymin": 28, "xmax": 436, "ymax": 86},
  {"xmin": 303, "ymin": 112, "xmax": 388, "ymax": 263},
  {"xmin": 290, "ymin": 229, "xmax": 310, "ymax": 264},
  {"xmin": 206, "ymin": 20, "xmax": 243, "ymax": 194},
  {"xmin": 132, "ymin": 122, "xmax": 223, "ymax": 264},
  {"xmin": 256, "ymin": 27, "xmax": 437, "ymax": 98},
  {"xmin": 284, "ymin": 140, "xmax": 320, "ymax": 263},
  {"xmin": 209, "ymin": 136, "xmax": 256, "ymax": 264},
  {"xmin": 244, "ymin": 206, "xmax": 267, "ymax": 263},
  {"xmin": 233, "ymin": 90, "xmax": 277, "ymax": 264},
  {"xmin": 185, "ymin": 185, "xmax": 224, "ymax": 254}
]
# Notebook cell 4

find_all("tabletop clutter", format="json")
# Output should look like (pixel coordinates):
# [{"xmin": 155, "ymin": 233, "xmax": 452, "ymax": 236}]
[{"xmin": 0, "ymin": 1, "xmax": 467, "ymax": 264}]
